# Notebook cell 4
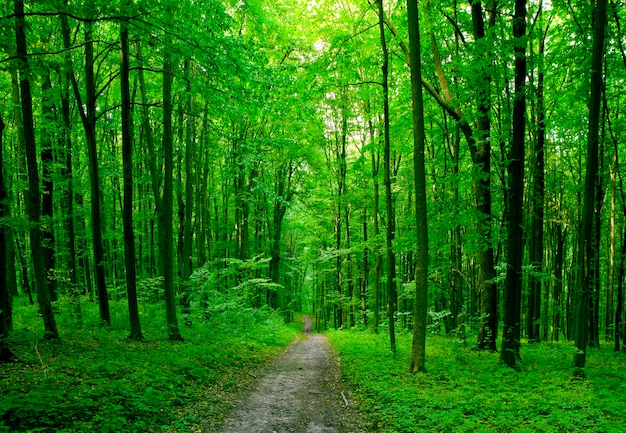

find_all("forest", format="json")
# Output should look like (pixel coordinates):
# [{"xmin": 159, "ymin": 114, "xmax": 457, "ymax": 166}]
[{"xmin": 1, "ymin": 0, "xmax": 626, "ymax": 431}]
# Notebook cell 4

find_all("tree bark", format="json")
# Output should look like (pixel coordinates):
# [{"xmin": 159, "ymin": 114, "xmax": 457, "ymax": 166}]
[
  {"xmin": 14, "ymin": 0, "xmax": 59, "ymax": 339},
  {"xmin": 469, "ymin": 0, "xmax": 498, "ymax": 352},
  {"xmin": 180, "ymin": 60, "xmax": 195, "ymax": 324},
  {"xmin": 500, "ymin": 0, "xmax": 527, "ymax": 369},
  {"xmin": 162, "ymin": 49, "xmax": 183, "ymax": 341},
  {"xmin": 406, "ymin": 0, "xmax": 429, "ymax": 373},
  {"xmin": 528, "ymin": 26, "xmax": 547, "ymax": 343},
  {"xmin": 59, "ymin": 36, "xmax": 82, "ymax": 326},
  {"xmin": 377, "ymin": 0, "xmax": 397, "ymax": 354},
  {"xmin": 574, "ymin": 0, "xmax": 608, "ymax": 372},
  {"xmin": 0, "ymin": 114, "xmax": 16, "ymax": 362},
  {"xmin": 120, "ymin": 19, "xmax": 143, "ymax": 341},
  {"xmin": 40, "ymin": 74, "xmax": 57, "ymax": 303},
  {"xmin": 371, "ymin": 150, "xmax": 381, "ymax": 334}
]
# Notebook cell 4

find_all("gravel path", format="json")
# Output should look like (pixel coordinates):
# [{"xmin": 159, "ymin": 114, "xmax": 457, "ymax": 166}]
[{"xmin": 217, "ymin": 325, "xmax": 366, "ymax": 433}]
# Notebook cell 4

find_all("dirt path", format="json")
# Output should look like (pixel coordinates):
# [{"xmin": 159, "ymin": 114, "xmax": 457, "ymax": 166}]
[{"xmin": 215, "ymin": 325, "xmax": 366, "ymax": 433}]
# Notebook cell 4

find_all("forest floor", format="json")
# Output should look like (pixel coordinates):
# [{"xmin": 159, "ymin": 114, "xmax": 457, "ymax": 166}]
[{"xmin": 204, "ymin": 323, "xmax": 369, "ymax": 433}]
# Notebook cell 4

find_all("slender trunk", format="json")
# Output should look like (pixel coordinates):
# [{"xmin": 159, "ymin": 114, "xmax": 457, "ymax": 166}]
[
  {"xmin": 162, "ymin": 49, "xmax": 183, "ymax": 341},
  {"xmin": 574, "ymin": 0, "xmax": 607, "ymax": 372},
  {"xmin": 528, "ymin": 29, "xmax": 546, "ymax": 343},
  {"xmin": 60, "ymin": 47, "xmax": 82, "ymax": 326},
  {"xmin": 501, "ymin": 0, "xmax": 527, "ymax": 369},
  {"xmin": 362, "ymin": 206, "xmax": 369, "ymax": 325},
  {"xmin": 0, "ymin": 114, "xmax": 16, "ymax": 361},
  {"xmin": 372, "ymin": 152, "xmax": 381, "ymax": 333},
  {"xmin": 14, "ymin": 0, "xmax": 59, "ymax": 339},
  {"xmin": 121, "ymin": 19, "xmax": 143, "ymax": 340},
  {"xmin": 40, "ymin": 74, "xmax": 57, "ymax": 303},
  {"xmin": 470, "ymin": 0, "xmax": 498, "ymax": 352},
  {"xmin": 614, "ymin": 229, "xmax": 626, "ymax": 352},
  {"xmin": 407, "ymin": 0, "xmax": 429, "ymax": 373},
  {"xmin": 607, "ymin": 163, "xmax": 615, "ymax": 342},
  {"xmin": 180, "ymin": 60, "xmax": 194, "ymax": 324},
  {"xmin": 378, "ymin": 0, "xmax": 396, "ymax": 353},
  {"xmin": 552, "ymin": 224, "xmax": 565, "ymax": 341}
]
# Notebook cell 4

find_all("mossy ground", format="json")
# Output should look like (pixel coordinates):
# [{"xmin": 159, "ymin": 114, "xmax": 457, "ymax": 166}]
[{"xmin": 327, "ymin": 329, "xmax": 626, "ymax": 433}]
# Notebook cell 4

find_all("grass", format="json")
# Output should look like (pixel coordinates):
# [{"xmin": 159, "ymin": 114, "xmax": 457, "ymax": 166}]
[
  {"xmin": 1, "ymin": 297, "xmax": 299, "ymax": 433},
  {"xmin": 327, "ymin": 328, "xmax": 626, "ymax": 433}
]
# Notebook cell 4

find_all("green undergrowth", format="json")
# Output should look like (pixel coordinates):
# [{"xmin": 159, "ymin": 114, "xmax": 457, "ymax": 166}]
[
  {"xmin": 1, "ymin": 298, "xmax": 299, "ymax": 433},
  {"xmin": 327, "ymin": 329, "xmax": 626, "ymax": 433}
]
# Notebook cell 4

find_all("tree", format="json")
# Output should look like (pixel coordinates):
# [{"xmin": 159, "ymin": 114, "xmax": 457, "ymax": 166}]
[
  {"xmin": 376, "ymin": 0, "xmax": 397, "ymax": 354},
  {"xmin": 161, "ymin": 48, "xmax": 183, "ymax": 341},
  {"xmin": 120, "ymin": 16, "xmax": 143, "ymax": 341},
  {"xmin": 14, "ymin": 0, "xmax": 58, "ymax": 339},
  {"xmin": 500, "ymin": 0, "xmax": 527, "ymax": 369},
  {"xmin": 469, "ymin": 0, "xmax": 498, "ymax": 353},
  {"xmin": 407, "ymin": 0, "xmax": 429, "ymax": 374},
  {"xmin": 574, "ymin": 0, "xmax": 609, "ymax": 371},
  {"xmin": 61, "ymin": 14, "xmax": 110, "ymax": 325},
  {"xmin": 0, "ymin": 114, "xmax": 15, "ymax": 362}
]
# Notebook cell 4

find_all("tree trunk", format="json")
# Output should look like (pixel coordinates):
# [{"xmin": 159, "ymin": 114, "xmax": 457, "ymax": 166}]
[
  {"xmin": 470, "ymin": 0, "xmax": 498, "ymax": 352},
  {"xmin": 371, "ymin": 151, "xmax": 381, "ymax": 334},
  {"xmin": 607, "ymin": 162, "xmax": 615, "ymax": 342},
  {"xmin": 574, "ymin": 0, "xmax": 607, "ymax": 372},
  {"xmin": 40, "ymin": 74, "xmax": 57, "ymax": 303},
  {"xmin": 407, "ymin": 0, "xmax": 429, "ymax": 374},
  {"xmin": 501, "ymin": 0, "xmax": 527, "ymax": 369},
  {"xmin": 377, "ymin": 0, "xmax": 396, "ymax": 354},
  {"xmin": 59, "ymin": 42, "xmax": 82, "ymax": 326},
  {"xmin": 161, "ymin": 49, "xmax": 183, "ymax": 341},
  {"xmin": 180, "ymin": 60, "xmax": 195, "ymax": 325},
  {"xmin": 551, "ymin": 224, "xmax": 565, "ymax": 341},
  {"xmin": 528, "ymin": 27, "xmax": 547, "ymax": 343},
  {"xmin": 0, "ymin": 114, "xmax": 16, "ymax": 362},
  {"xmin": 614, "ymin": 229, "xmax": 626, "ymax": 352},
  {"xmin": 14, "ymin": 0, "xmax": 59, "ymax": 339},
  {"xmin": 120, "ymin": 19, "xmax": 143, "ymax": 341}
]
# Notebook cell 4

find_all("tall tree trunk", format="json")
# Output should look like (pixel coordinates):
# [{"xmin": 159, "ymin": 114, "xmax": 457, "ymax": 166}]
[
  {"xmin": 607, "ymin": 160, "xmax": 616, "ymax": 342},
  {"xmin": 62, "ymin": 14, "xmax": 111, "ymax": 325},
  {"xmin": 407, "ymin": 0, "xmax": 429, "ymax": 374},
  {"xmin": 449, "ymin": 127, "xmax": 463, "ymax": 336},
  {"xmin": 120, "ymin": 18, "xmax": 143, "ymax": 341},
  {"xmin": 551, "ymin": 224, "xmax": 565, "ymax": 341},
  {"xmin": 40, "ymin": 74, "xmax": 57, "ymax": 303},
  {"xmin": 615, "ymin": 229, "xmax": 626, "ymax": 352},
  {"xmin": 14, "ymin": 0, "xmax": 59, "ymax": 339},
  {"xmin": 470, "ymin": 0, "xmax": 498, "ymax": 352},
  {"xmin": 574, "ymin": 0, "xmax": 607, "ymax": 372},
  {"xmin": 361, "ymin": 206, "xmax": 369, "ymax": 325},
  {"xmin": 161, "ymin": 49, "xmax": 183, "ymax": 341},
  {"xmin": 59, "ymin": 53, "xmax": 82, "ymax": 326},
  {"xmin": 371, "ymin": 151, "xmax": 381, "ymax": 333},
  {"xmin": 589, "ymin": 126, "xmax": 606, "ymax": 348},
  {"xmin": 10, "ymin": 65, "xmax": 30, "ymax": 304},
  {"xmin": 180, "ymin": 60, "xmax": 194, "ymax": 324},
  {"xmin": 377, "ymin": 0, "xmax": 396, "ymax": 354},
  {"xmin": 528, "ymin": 26, "xmax": 547, "ymax": 343},
  {"xmin": 0, "ymin": 114, "xmax": 16, "ymax": 362},
  {"xmin": 501, "ymin": 0, "xmax": 527, "ymax": 369},
  {"xmin": 84, "ymin": 21, "xmax": 110, "ymax": 325}
]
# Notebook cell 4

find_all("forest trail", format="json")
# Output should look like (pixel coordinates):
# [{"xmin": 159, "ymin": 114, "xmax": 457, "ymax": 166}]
[{"xmin": 215, "ymin": 320, "xmax": 366, "ymax": 433}]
